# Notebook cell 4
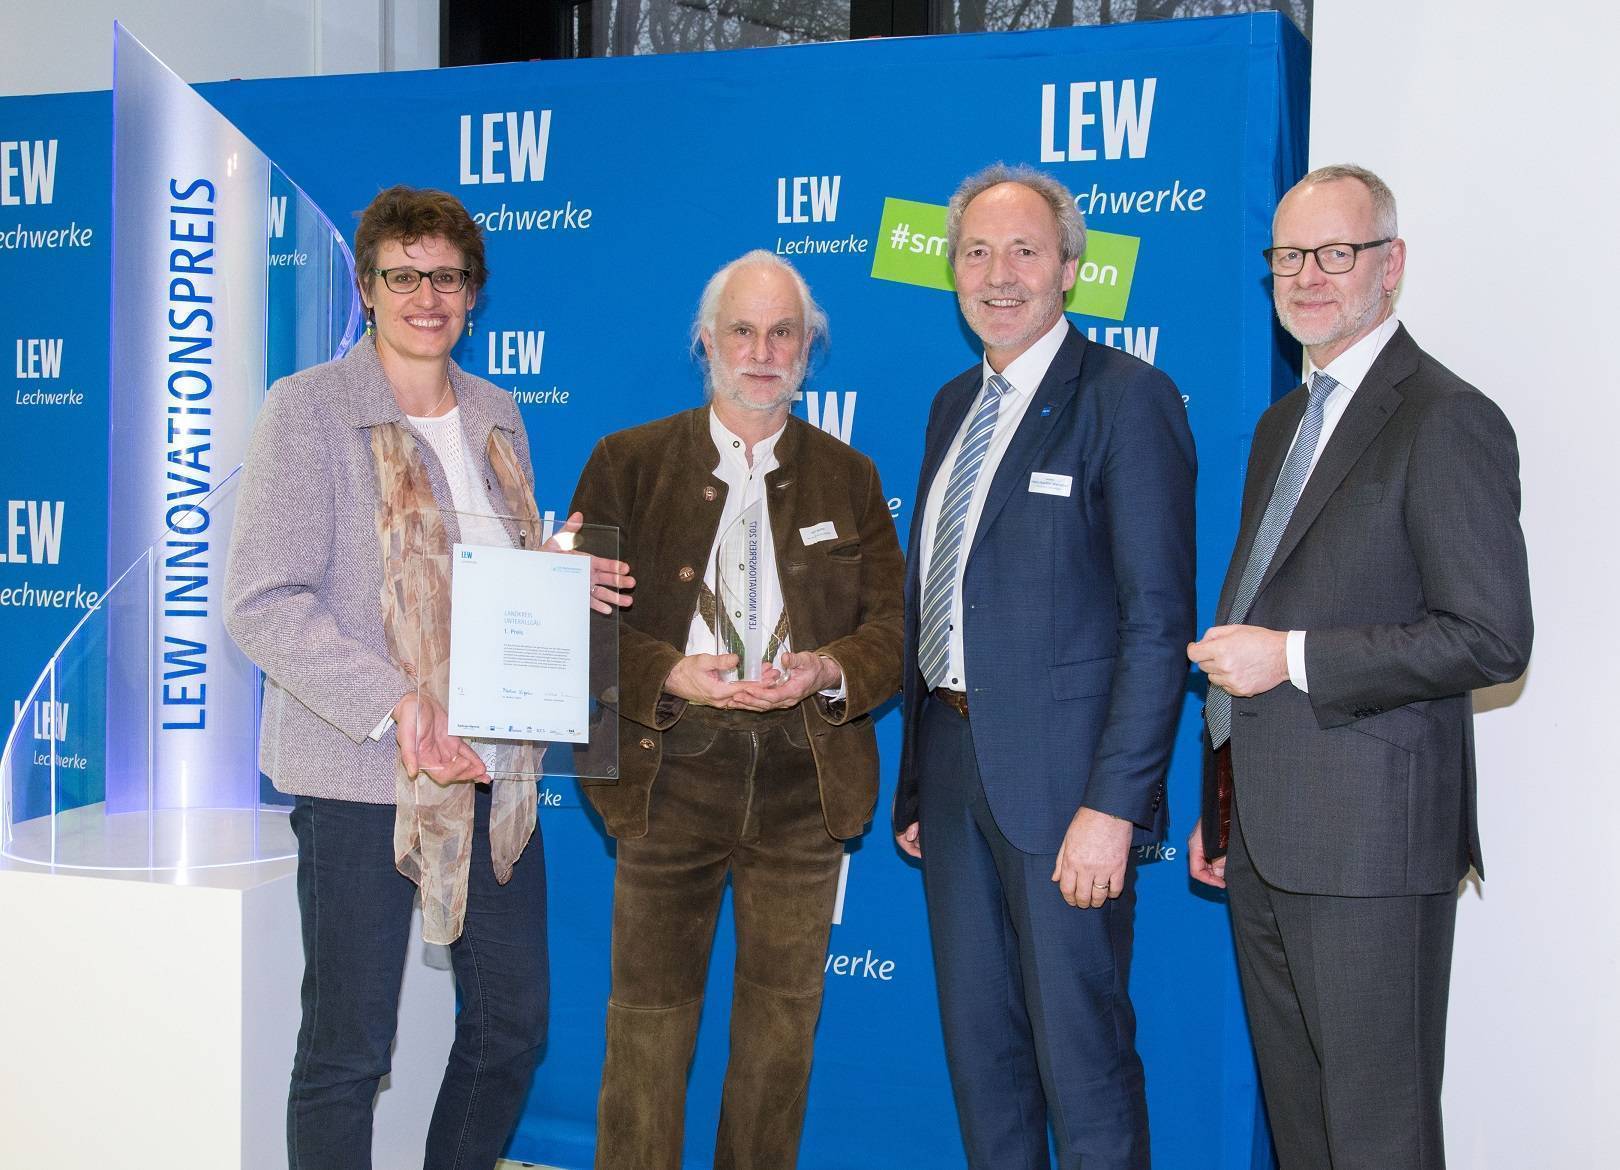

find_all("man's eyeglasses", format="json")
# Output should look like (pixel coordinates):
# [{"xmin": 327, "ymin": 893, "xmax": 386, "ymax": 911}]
[
  {"xmin": 371, "ymin": 266, "xmax": 471, "ymax": 294},
  {"xmin": 1262, "ymin": 239, "xmax": 1392, "ymax": 277}
]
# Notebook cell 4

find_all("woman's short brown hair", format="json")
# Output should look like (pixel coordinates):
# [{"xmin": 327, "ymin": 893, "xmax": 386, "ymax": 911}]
[{"xmin": 354, "ymin": 185, "xmax": 488, "ymax": 296}]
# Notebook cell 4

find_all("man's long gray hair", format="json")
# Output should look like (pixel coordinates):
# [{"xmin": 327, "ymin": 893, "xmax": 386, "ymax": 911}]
[{"xmin": 690, "ymin": 249, "xmax": 829, "ymax": 363}]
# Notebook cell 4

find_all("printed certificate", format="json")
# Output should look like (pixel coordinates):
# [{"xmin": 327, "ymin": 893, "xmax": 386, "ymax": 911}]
[{"xmin": 446, "ymin": 542, "xmax": 591, "ymax": 744}]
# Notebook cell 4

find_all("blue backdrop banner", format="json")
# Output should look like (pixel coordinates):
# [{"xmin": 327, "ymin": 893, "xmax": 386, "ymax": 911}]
[{"xmin": 0, "ymin": 14, "xmax": 1307, "ymax": 1169}]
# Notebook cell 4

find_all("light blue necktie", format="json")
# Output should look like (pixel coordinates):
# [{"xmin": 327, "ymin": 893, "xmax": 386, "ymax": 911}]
[
  {"xmin": 1206, "ymin": 371, "xmax": 1338, "ymax": 748},
  {"xmin": 918, "ymin": 373, "xmax": 1008, "ymax": 690}
]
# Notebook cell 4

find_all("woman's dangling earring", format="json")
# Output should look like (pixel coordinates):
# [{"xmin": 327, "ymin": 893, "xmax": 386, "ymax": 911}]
[
  {"xmin": 364, "ymin": 307, "xmax": 375, "ymax": 337},
  {"xmin": 466, "ymin": 317, "xmax": 476, "ymax": 338}
]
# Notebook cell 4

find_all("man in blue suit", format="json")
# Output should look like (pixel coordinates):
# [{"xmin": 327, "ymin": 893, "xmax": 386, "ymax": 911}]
[{"xmin": 894, "ymin": 164, "xmax": 1195, "ymax": 1170}]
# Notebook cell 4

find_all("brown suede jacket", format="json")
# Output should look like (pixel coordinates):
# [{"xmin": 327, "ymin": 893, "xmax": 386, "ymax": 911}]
[{"xmin": 569, "ymin": 406, "xmax": 904, "ymax": 841}]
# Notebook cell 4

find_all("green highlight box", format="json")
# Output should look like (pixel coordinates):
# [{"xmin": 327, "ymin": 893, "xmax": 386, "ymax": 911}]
[
  {"xmin": 869, "ymin": 198, "xmax": 956, "ymax": 290},
  {"xmin": 869, "ymin": 196, "xmax": 1139, "ymax": 321}
]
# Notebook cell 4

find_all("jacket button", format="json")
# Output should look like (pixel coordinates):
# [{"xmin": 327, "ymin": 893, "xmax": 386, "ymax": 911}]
[
  {"xmin": 702, "ymin": 486, "xmax": 717, "ymax": 501},
  {"xmin": 639, "ymin": 737, "xmax": 655, "ymax": 750},
  {"xmin": 678, "ymin": 565, "xmax": 695, "ymax": 581}
]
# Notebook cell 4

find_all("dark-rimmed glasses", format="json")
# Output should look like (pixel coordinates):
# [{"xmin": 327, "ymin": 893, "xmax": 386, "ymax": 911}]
[
  {"xmin": 1262, "ymin": 240, "xmax": 1391, "ymax": 277},
  {"xmin": 371, "ymin": 266, "xmax": 471, "ymax": 294}
]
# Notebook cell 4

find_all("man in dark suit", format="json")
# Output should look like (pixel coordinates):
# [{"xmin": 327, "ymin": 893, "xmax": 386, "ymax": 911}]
[
  {"xmin": 1187, "ymin": 164, "xmax": 1533, "ymax": 1170},
  {"xmin": 570, "ymin": 250, "xmax": 903, "ymax": 1170},
  {"xmin": 894, "ymin": 165, "xmax": 1196, "ymax": 1170}
]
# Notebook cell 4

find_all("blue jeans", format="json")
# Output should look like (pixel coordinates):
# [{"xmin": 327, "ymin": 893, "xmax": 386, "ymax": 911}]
[{"xmin": 287, "ymin": 787, "xmax": 548, "ymax": 1170}]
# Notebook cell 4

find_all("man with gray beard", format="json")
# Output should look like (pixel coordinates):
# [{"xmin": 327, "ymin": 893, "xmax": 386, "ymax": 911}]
[
  {"xmin": 1187, "ymin": 164, "xmax": 1532, "ymax": 1169},
  {"xmin": 569, "ymin": 250, "xmax": 904, "ymax": 1170}
]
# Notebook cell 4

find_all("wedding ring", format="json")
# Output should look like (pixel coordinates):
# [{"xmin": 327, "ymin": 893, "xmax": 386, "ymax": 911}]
[{"xmin": 1093, "ymin": 879, "xmax": 1111, "ymax": 889}]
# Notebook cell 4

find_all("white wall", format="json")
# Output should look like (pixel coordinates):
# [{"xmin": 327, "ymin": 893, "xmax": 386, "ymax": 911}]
[
  {"xmin": 0, "ymin": 0, "xmax": 439, "ymax": 96},
  {"xmin": 1311, "ymin": 3, "xmax": 1617, "ymax": 1166}
]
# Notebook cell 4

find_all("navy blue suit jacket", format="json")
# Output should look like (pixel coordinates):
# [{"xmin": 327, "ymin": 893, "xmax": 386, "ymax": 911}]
[{"xmin": 895, "ymin": 324, "xmax": 1196, "ymax": 854}]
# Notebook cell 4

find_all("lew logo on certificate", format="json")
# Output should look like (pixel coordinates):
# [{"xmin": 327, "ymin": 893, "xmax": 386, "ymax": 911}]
[{"xmin": 447, "ymin": 542, "xmax": 592, "ymax": 743}]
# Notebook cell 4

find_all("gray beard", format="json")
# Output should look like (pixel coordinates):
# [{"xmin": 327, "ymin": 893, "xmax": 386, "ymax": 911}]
[
  {"xmin": 1277, "ymin": 277, "xmax": 1386, "ymax": 349},
  {"xmin": 707, "ymin": 356, "xmax": 806, "ymax": 413}
]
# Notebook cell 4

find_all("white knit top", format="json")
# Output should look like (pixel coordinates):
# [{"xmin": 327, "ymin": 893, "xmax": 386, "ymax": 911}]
[{"xmin": 407, "ymin": 407, "xmax": 514, "ymax": 550}]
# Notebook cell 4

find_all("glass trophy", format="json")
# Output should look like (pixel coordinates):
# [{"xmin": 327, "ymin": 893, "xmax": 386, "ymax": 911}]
[
  {"xmin": 409, "ymin": 508, "xmax": 619, "ymax": 784},
  {"xmin": 107, "ymin": 24, "xmax": 361, "ymax": 820},
  {"xmin": 713, "ymin": 500, "xmax": 769, "ymax": 682},
  {"xmin": 0, "ymin": 27, "xmax": 359, "ymax": 871}
]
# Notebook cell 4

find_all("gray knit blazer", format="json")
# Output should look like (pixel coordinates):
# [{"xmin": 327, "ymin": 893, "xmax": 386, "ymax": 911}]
[{"xmin": 223, "ymin": 337, "xmax": 534, "ymax": 804}]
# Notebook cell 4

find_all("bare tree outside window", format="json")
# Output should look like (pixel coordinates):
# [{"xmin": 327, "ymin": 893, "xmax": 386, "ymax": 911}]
[
  {"xmin": 592, "ymin": 0, "xmax": 851, "ymax": 56},
  {"xmin": 585, "ymin": 0, "xmax": 1309, "ymax": 57},
  {"xmin": 939, "ymin": 0, "xmax": 1310, "ymax": 35}
]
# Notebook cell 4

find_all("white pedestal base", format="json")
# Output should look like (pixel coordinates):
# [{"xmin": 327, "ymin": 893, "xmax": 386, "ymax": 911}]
[{"xmin": 0, "ymin": 812, "xmax": 455, "ymax": 1169}]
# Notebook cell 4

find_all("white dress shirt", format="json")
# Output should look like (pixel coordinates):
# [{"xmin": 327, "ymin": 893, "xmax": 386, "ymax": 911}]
[
  {"xmin": 685, "ymin": 410, "xmax": 845, "ymax": 698},
  {"xmin": 917, "ymin": 315, "xmax": 1070, "ymax": 691},
  {"xmin": 1283, "ymin": 314, "xmax": 1402, "ymax": 692}
]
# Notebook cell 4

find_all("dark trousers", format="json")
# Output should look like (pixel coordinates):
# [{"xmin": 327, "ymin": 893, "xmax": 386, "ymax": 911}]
[
  {"xmin": 594, "ymin": 706, "xmax": 844, "ymax": 1170},
  {"xmin": 1225, "ymin": 795, "xmax": 1456, "ymax": 1170},
  {"xmin": 287, "ymin": 787, "xmax": 548, "ymax": 1170},
  {"xmin": 917, "ymin": 696, "xmax": 1149, "ymax": 1170}
]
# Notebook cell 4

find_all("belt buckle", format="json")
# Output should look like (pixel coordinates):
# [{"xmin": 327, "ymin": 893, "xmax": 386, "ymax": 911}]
[{"xmin": 933, "ymin": 687, "xmax": 970, "ymax": 719}]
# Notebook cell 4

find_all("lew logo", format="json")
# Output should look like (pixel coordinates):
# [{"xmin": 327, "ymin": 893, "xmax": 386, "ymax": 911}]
[
  {"xmin": 0, "ymin": 139, "xmax": 58, "ymax": 205},
  {"xmin": 1040, "ymin": 79, "xmax": 1157, "ymax": 162},
  {"xmin": 794, "ymin": 390, "xmax": 857, "ymax": 444},
  {"xmin": 776, "ymin": 175, "xmax": 840, "ymax": 224},
  {"xmin": 14, "ymin": 699, "xmax": 69, "ymax": 743},
  {"xmin": 268, "ymin": 195, "xmax": 287, "ymax": 239},
  {"xmin": 488, "ymin": 330, "xmax": 545, "ymax": 376},
  {"xmin": 1086, "ymin": 325, "xmax": 1160, "ymax": 365},
  {"xmin": 459, "ymin": 112, "xmax": 552, "ymax": 185},
  {"xmin": 1, "ymin": 500, "xmax": 65, "ymax": 564},
  {"xmin": 15, "ymin": 338, "xmax": 63, "ymax": 379}
]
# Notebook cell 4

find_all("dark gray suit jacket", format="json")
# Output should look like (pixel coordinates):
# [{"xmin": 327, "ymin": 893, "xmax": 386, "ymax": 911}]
[{"xmin": 1203, "ymin": 324, "xmax": 1533, "ymax": 896}]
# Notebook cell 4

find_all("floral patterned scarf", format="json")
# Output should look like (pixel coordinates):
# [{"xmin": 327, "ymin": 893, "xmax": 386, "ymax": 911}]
[{"xmin": 371, "ymin": 421, "xmax": 543, "ymax": 945}]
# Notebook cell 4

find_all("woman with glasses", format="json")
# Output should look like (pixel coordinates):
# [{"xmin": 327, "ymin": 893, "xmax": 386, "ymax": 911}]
[{"xmin": 224, "ymin": 185, "xmax": 631, "ymax": 1170}]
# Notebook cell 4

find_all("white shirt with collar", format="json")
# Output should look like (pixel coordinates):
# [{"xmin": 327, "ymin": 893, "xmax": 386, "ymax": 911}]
[
  {"xmin": 917, "ymin": 314, "xmax": 1070, "ymax": 691},
  {"xmin": 685, "ymin": 411, "xmax": 787, "ymax": 663},
  {"xmin": 684, "ymin": 409, "xmax": 845, "ymax": 700},
  {"xmin": 1284, "ymin": 313, "xmax": 1402, "ymax": 691}
]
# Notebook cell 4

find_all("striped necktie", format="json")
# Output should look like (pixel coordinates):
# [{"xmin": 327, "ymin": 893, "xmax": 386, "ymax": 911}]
[
  {"xmin": 918, "ymin": 373, "xmax": 1009, "ymax": 690},
  {"xmin": 1206, "ymin": 370, "xmax": 1338, "ymax": 748}
]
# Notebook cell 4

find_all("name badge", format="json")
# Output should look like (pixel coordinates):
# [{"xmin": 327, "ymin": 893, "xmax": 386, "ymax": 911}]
[
  {"xmin": 1028, "ymin": 472, "xmax": 1073, "ymax": 498},
  {"xmin": 800, "ymin": 521, "xmax": 839, "ymax": 545}
]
